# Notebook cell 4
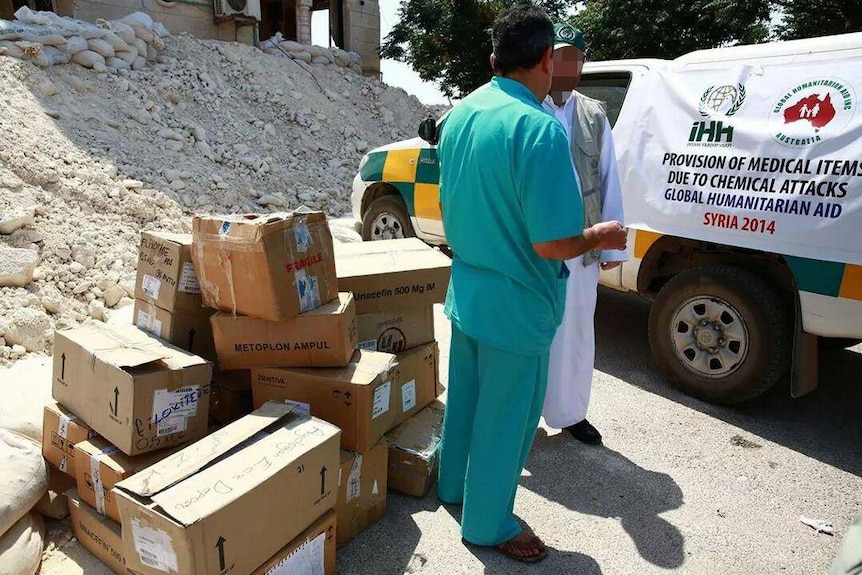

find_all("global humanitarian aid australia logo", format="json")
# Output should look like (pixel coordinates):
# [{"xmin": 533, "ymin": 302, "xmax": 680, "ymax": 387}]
[
  {"xmin": 688, "ymin": 84, "xmax": 747, "ymax": 146},
  {"xmin": 770, "ymin": 77, "xmax": 856, "ymax": 148}
]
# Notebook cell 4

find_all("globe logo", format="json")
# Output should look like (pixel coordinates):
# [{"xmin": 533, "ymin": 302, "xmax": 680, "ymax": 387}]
[{"xmin": 699, "ymin": 84, "xmax": 747, "ymax": 117}]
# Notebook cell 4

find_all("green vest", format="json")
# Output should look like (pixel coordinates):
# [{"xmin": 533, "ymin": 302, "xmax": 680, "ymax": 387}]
[{"xmin": 568, "ymin": 91, "xmax": 607, "ymax": 266}]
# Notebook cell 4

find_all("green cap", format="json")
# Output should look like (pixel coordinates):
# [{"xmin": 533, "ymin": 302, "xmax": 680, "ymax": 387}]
[{"xmin": 554, "ymin": 23, "xmax": 586, "ymax": 52}]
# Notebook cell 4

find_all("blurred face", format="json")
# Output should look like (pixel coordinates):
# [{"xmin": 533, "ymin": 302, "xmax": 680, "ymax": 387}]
[{"xmin": 549, "ymin": 45, "xmax": 585, "ymax": 104}]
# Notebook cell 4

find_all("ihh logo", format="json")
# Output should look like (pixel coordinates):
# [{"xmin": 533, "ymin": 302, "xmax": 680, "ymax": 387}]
[{"xmin": 689, "ymin": 120, "xmax": 734, "ymax": 144}]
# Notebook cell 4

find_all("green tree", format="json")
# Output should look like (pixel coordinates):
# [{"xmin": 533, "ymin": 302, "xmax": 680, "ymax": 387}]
[
  {"xmin": 572, "ymin": 0, "xmax": 771, "ymax": 61},
  {"xmin": 773, "ymin": 0, "xmax": 862, "ymax": 39},
  {"xmin": 380, "ymin": 0, "xmax": 570, "ymax": 99}
]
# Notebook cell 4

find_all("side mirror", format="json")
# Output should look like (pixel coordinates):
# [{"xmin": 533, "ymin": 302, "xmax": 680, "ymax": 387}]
[{"xmin": 418, "ymin": 118, "xmax": 438, "ymax": 145}]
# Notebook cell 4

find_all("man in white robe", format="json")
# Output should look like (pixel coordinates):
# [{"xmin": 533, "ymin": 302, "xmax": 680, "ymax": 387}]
[{"xmin": 542, "ymin": 24, "xmax": 628, "ymax": 444}]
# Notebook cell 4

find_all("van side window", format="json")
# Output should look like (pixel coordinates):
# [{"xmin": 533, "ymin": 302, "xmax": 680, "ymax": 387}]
[{"xmin": 576, "ymin": 72, "xmax": 632, "ymax": 128}]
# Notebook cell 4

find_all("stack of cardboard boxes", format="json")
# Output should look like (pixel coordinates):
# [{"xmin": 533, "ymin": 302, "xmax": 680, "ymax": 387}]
[{"xmin": 43, "ymin": 213, "xmax": 454, "ymax": 574}]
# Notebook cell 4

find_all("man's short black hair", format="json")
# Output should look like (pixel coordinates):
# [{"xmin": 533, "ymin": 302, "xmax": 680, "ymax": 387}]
[{"xmin": 491, "ymin": 5, "xmax": 555, "ymax": 75}]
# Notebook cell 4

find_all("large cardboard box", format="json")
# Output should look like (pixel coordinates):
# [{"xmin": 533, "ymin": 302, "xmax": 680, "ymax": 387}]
[
  {"xmin": 252, "ymin": 350, "xmax": 398, "ymax": 453},
  {"xmin": 210, "ymin": 370, "xmax": 253, "ymax": 425},
  {"xmin": 114, "ymin": 402, "xmax": 340, "ymax": 575},
  {"xmin": 252, "ymin": 510, "xmax": 336, "ymax": 575},
  {"xmin": 392, "ymin": 343, "xmax": 440, "ymax": 429},
  {"xmin": 334, "ymin": 238, "xmax": 451, "ymax": 314},
  {"xmin": 52, "ymin": 323, "xmax": 213, "ymax": 456},
  {"xmin": 134, "ymin": 298, "xmax": 217, "ymax": 362},
  {"xmin": 211, "ymin": 293, "xmax": 357, "ymax": 370},
  {"xmin": 192, "ymin": 212, "xmax": 338, "ymax": 322},
  {"xmin": 67, "ymin": 488, "xmax": 126, "ymax": 575},
  {"xmin": 74, "ymin": 437, "xmax": 180, "ymax": 523},
  {"xmin": 357, "ymin": 306, "xmax": 435, "ymax": 353},
  {"xmin": 136, "ymin": 231, "xmax": 202, "ymax": 313},
  {"xmin": 336, "ymin": 441, "xmax": 388, "ymax": 547},
  {"xmin": 42, "ymin": 402, "xmax": 98, "ymax": 478},
  {"xmin": 386, "ymin": 400, "xmax": 445, "ymax": 498}
]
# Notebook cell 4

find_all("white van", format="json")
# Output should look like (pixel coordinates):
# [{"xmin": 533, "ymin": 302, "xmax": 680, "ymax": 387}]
[{"xmin": 351, "ymin": 32, "xmax": 862, "ymax": 404}]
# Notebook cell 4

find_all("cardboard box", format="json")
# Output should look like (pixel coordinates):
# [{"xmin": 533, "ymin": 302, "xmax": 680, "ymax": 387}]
[
  {"xmin": 136, "ymin": 231, "xmax": 202, "ymax": 313},
  {"xmin": 386, "ymin": 400, "xmax": 445, "ymax": 497},
  {"xmin": 74, "ymin": 437, "xmax": 180, "ymax": 523},
  {"xmin": 114, "ymin": 402, "xmax": 340, "ymax": 575},
  {"xmin": 252, "ymin": 510, "xmax": 336, "ymax": 575},
  {"xmin": 52, "ymin": 322, "xmax": 213, "ymax": 456},
  {"xmin": 334, "ymin": 238, "xmax": 451, "ymax": 314},
  {"xmin": 211, "ymin": 293, "xmax": 358, "ymax": 371},
  {"xmin": 336, "ymin": 441, "xmax": 388, "ymax": 547},
  {"xmin": 210, "ymin": 370, "xmax": 253, "ymax": 425},
  {"xmin": 34, "ymin": 469, "xmax": 77, "ymax": 520},
  {"xmin": 134, "ymin": 298, "xmax": 216, "ymax": 362},
  {"xmin": 42, "ymin": 402, "xmax": 98, "ymax": 478},
  {"xmin": 67, "ymin": 488, "xmax": 126, "ymax": 575},
  {"xmin": 357, "ymin": 306, "xmax": 435, "ymax": 353},
  {"xmin": 192, "ymin": 212, "xmax": 338, "ymax": 322},
  {"xmin": 252, "ymin": 350, "xmax": 398, "ymax": 453},
  {"xmin": 392, "ymin": 343, "xmax": 440, "ymax": 429}
]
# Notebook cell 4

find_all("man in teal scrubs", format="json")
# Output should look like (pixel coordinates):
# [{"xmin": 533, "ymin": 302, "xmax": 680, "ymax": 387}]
[{"xmin": 436, "ymin": 6, "xmax": 628, "ymax": 563}]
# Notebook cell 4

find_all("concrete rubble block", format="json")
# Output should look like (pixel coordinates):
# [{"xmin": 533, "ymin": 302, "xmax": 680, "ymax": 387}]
[
  {"xmin": 4, "ymin": 307, "xmax": 52, "ymax": 352},
  {"xmin": 0, "ymin": 206, "xmax": 36, "ymax": 235},
  {"xmin": 0, "ymin": 248, "xmax": 39, "ymax": 287}
]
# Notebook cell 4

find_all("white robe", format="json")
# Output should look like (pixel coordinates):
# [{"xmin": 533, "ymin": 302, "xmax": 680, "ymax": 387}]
[{"xmin": 541, "ymin": 94, "xmax": 627, "ymax": 429}]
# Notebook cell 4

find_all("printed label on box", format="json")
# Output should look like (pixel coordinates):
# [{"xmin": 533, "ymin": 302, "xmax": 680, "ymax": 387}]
[
  {"xmin": 266, "ymin": 532, "xmax": 325, "ymax": 575},
  {"xmin": 294, "ymin": 217, "xmax": 312, "ymax": 253},
  {"xmin": 401, "ymin": 380, "xmax": 417, "ymax": 413},
  {"xmin": 131, "ymin": 518, "xmax": 179, "ymax": 573},
  {"xmin": 347, "ymin": 454, "xmax": 362, "ymax": 503},
  {"xmin": 152, "ymin": 387, "xmax": 199, "ymax": 436},
  {"xmin": 296, "ymin": 270, "xmax": 321, "ymax": 313},
  {"xmin": 178, "ymin": 262, "xmax": 201, "ymax": 294},
  {"xmin": 357, "ymin": 339, "xmax": 377, "ymax": 351},
  {"xmin": 283, "ymin": 400, "xmax": 311, "ymax": 417},
  {"xmin": 142, "ymin": 274, "xmax": 161, "ymax": 299},
  {"xmin": 136, "ymin": 310, "xmax": 163, "ymax": 338},
  {"xmin": 372, "ymin": 382, "xmax": 392, "ymax": 420}
]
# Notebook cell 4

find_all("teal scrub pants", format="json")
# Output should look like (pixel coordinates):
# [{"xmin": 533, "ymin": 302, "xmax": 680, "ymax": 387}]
[{"xmin": 438, "ymin": 325, "xmax": 549, "ymax": 546}]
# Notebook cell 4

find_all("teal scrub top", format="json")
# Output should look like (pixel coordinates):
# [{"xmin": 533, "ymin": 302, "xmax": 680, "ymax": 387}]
[{"xmin": 439, "ymin": 76, "xmax": 585, "ymax": 356}]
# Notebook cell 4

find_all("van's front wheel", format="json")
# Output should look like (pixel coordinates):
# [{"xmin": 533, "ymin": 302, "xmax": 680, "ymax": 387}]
[
  {"xmin": 361, "ymin": 195, "xmax": 415, "ymax": 241},
  {"xmin": 649, "ymin": 265, "xmax": 790, "ymax": 405}
]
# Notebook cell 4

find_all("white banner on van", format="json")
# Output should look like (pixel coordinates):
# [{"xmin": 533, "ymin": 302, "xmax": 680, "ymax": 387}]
[{"xmin": 616, "ymin": 58, "xmax": 862, "ymax": 265}]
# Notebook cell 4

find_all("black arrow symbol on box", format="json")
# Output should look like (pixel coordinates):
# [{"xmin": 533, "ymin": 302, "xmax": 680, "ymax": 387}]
[
  {"xmin": 61, "ymin": 353, "xmax": 66, "ymax": 379},
  {"xmin": 188, "ymin": 329, "xmax": 196, "ymax": 351},
  {"xmin": 110, "ymin": 387, "xmax": 119, "ymax": 416},
  {"xmin": 320, "ymin": 466, "xmax": 327, "ymax": 496},
  {"xmin": 215, "ymin": 536, "xmax": 226, "ymax": 571}
]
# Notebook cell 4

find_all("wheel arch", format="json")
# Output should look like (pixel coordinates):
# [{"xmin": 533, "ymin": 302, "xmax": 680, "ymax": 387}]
[{"xmin": 360, "ymin": 181, "xmax": 408, "ymax": 219}]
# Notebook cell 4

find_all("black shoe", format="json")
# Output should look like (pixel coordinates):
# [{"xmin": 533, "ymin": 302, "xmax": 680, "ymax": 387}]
[{"xmin": 566, "ymin": 419, "xmax": 602, "ymax": 445}]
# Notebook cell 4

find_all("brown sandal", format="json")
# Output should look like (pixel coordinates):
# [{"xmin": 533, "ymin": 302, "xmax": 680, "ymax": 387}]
[{"xmin": 495, "ymin": 532, "xmax": 548, "ymax": 563}]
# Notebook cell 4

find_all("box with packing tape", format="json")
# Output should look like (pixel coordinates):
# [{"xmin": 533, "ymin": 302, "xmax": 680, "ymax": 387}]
[
  {"xmin": 73, "ymin": 437, "xmax": 180, "ymax": 524},
  {"xmin": 114, "ymin": 401, "xmax": 340, "ymax": 575},
  {"xmin": 211, "ymin": 292, "xmax": 357, "ymax": 370},
  {"xmin": 252, "ymin": 510, "xmax": 336, "ymax": 575},
  {"xmin": 42, "ymin": 402, "xmax": 98, "ymax": 478},
  {"xmin": 334, "ymin": 238, "xmax": 451, "ymax": 314},
  {"xmin": 136, "ymin": 231, "xmax": 202, "ymax": 313},
  {"xmin": 209, "ymin": 370, "xmax": 253, "ymax": 425},
  {"xmin": 67, "ymin": 488, "xmax": 126, "ymax": 575},
  {"xmin": 386, "ymin": 399, "xmax": 445, "ymax": 498},
  {"xmin": 357, "ymin": 306, "xmax": 435, "ymax": 353},
  {"xmin": 336, "ymin": 441, "xmax": 388, "ymax": 548},
  {"xmin": 392, "ymin": 343, "xmax": 440, "ymax": 429},
  {"xmin": 252, "ymin": 350, "xmax": 398, "ymax": 453},
  {"xmin": 52, "ymin": 323, "xmax": 212, "ymax": 456},
  {"xmin": 134, "ymin": 298, "xmax": 216, "ymax": 362},
  {"xmin": 192, "ymin": 212, "xmax": 338, "ymax": 322}
]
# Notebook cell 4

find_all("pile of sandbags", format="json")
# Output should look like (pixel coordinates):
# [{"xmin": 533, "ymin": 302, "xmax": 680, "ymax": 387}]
[
  {"xmin": 0, "ymin": 8, "xmax": 170, "ymax": 70},
  {"xmin": 259, "ymin": 32, "xmax": 363, "ymax": 74}
]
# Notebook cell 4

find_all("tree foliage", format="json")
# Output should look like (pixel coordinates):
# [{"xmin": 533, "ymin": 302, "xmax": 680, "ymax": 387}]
[{"xmin": 774, "ymin": 0, "xmax": 862, "ymax": 39}]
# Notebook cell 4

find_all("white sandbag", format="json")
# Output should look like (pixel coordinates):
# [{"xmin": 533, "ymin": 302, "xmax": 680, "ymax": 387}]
[
  {"xmin": 132, "ymin": 56, "xmax": 146, "ymax": 70},
  {"xmin": 0, "ymin": 513, "xmax": 43, "ymax": 575},
  {"xmin": 132, "ymin": 37, "xmax": 147, "ymax": 59},
  {"xmin": 260, "ymin": 32, "xmax": 283, "ymax": 51},
  {"xmin": 115, "ymin": 49, "xmax": 137, "ymax": 65},
  {"xmin": 65, "ymin": 35, "xmax": 87, "ymax": 54},
  {"xmin": 0, "ymin": 22, "xmax": 65, "ymax": 47},
  {"xmin": 100, "ymin": 30, "xmax": 128, "ymax": 52},
  {"xmin": 0, "ymin": 429, "xmax": 48, "ymax": 535},
  {"xmin": 153, "ymin": 22, "xmax": 170, "ymax": 38},
  {"xmin": 108, "ymin": 20, "xmax": 136, "ymax": 44},
  {"xmin": 106, "ymin": 56, "xmax": 130, "ymax": 70},
  {"xmin": 119, "ymin": 12, "xmax": 154, "ymax": 43},
  {"xmin": 13, "ymin": 7, "xmax": 102, "ymax": 38},
  {"xmin": 70, "ymin": 49, "xmax": 105, "ymax": 69},
  {"xmin": 35, "ymin": 45, "xmax": 70, "ymax": 67},
  {"xmin": 0, "ymin": 357, "xmax": 51, "ymax": 441},
  {"xmin": 86, "ymin": 38, "xmax": 114, "ymax": 59},
  {"xmin": 0, "ymin": 40, "xmax": 25, "ymax": 59}
]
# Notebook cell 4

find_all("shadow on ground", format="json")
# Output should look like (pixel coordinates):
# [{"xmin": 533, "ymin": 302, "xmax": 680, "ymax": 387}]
[{"xmin": 593, "ymin": 287, "xmax": 862, "ymax": 478}]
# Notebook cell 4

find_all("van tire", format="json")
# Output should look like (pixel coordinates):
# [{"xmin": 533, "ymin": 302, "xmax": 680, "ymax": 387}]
[
  {"xmin": 648, "ymin": 265, "xmax": 790, "ymax": 405},
  {"xmin": 361, "ymin": 195, "xmax": 415, "ymax": 241}
]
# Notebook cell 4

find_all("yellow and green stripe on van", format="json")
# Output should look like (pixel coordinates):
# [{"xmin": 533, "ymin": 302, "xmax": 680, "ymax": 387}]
[
  {"xmin": 633, "ymin": 229, "xmax": 862, "ymax": 301},
  {"xmin": 360, "ymin": 148, "xmax": 441, "ymax": 221}
]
